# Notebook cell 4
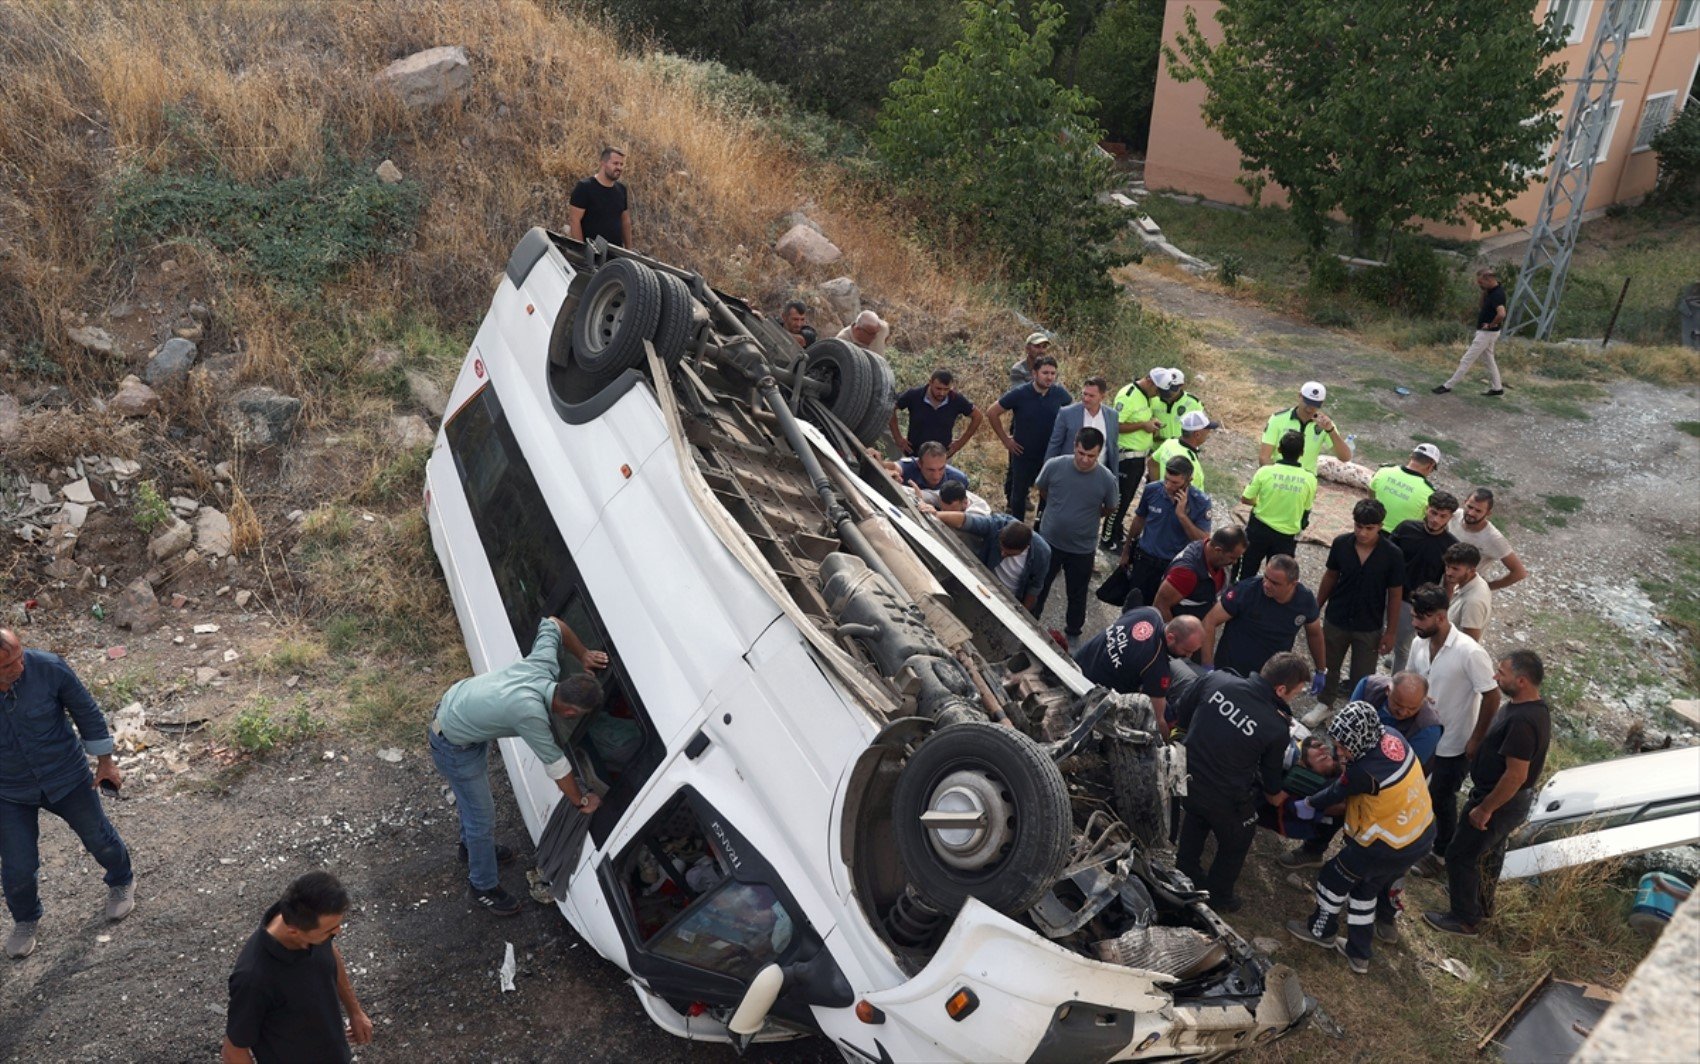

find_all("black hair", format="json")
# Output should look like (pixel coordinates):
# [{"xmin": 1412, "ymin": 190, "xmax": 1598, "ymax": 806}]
[
  {"xmin": 1443, "ymin": 542, "xmax": 1481, "ymax": 567},
  {"xmin": 1501, "ymin": 649, "xmax": 1544, "ymax": 687},
  {"xmin": 1278, "ymin": 430, "xmax": 1304, "ymax": 463},
  {"xmin": 1084, "ymin": 375, "xmax": 1108, "ymax": 393},
  {"xmin": 1209, "ymin": 525, "xmax": 1247, "ymax": 550},
  {"xmin": 1469, "ymin": 487, "xmax": 1495, "ymax": 508},
  {"xmin": 917, "ymin": 440, "xmax": 949, "ymax": 460},
  {"xmin": 783, "ymin": 300, "xmax": 808, "ymax": 316},
  {"xmin": 1164, "ymin": 455, "xmax": 1195, "ymax": 477},
  {"xmin": 278, "ymin": 871, "xmax": 350, "ymax": 931},
  {"xmin": 938, "ymin": 480, "xmax": 968, "ymax": 504},
  {"xmin": 1408, "ymin": 583, "xmax": 1449, "ymax": 617},
  {"xmin": 929, "ymin": 367, "xmax": 953, "ymax": 385},
  {"xmin": 1000, "ymin": 522, "xmax": 1033, "ymax": 551},
  {"xmin": 1075, "ymin": 426, "xmax": 1105, "ymax": 451},
  {"xmin": 1261, "ymin": 651, "xmax": 1311, "ymax": 690},
  {"xmin": 599, "ymin": 145, "xmax": 625, "ymax": 161},
  {"xmin": 1266, "ymin": 554, "xmax": 1300, "ymax": 581},
  {"xmin": 1033, "ymin": 355, "xmax": 1058, "ymax": 371},
  {"xmin": 555, "ymin": 674, "xmax": 604, "ymax": 712},
  {"xmin": 1428, "ymin": 490, "xmax": 1459, "ymax": 514},
  {"xmin": 1352, "ymin": 498, "xmax": 1386, "ymax": 526}
]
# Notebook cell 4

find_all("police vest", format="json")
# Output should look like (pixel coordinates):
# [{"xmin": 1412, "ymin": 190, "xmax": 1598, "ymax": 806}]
[
  {"xmin": 1157, "ymin": 392, "xmax": 1201, "ymax": 442},
  {"xmin": 1112, "ymin": 383, "xmax": 1156, "ymax": 453},
  {"xmin": 1152, "ymin": 438, "xmax": 1204, "ymax": 490},
  {"xmin": 1344, "ymin": 732, "xmax": 1436, "ymax": 850},
  {"xmin": 1371, "ymin": 466, "xmax": 1433, "ymax": 530}
]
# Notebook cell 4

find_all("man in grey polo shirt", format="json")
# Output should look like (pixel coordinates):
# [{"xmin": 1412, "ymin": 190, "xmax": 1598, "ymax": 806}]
[
  {"xmin": 1034, "ymin": 426, "xmax": 1119, "ymax": 643},
  {"xmin": 429, "ymin": 617, "xmax": 608, "ymax": 916}
]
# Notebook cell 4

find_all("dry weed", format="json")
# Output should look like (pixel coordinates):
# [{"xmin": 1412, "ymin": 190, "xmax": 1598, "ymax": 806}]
[
  {"xmin": 228, "ymin": 481, "xmax": 264, "ymax": 555},
  {"xmin": 0, "ymin": 408, "xmax": 143, "ymax": 468}
]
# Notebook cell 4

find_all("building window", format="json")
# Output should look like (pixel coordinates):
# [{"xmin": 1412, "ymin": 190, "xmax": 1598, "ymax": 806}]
[
  {"xmin": 1635, "ymin": 93, "xmax": 1679, "ymax": 151},
  {"xmin": 1677, "ymin": 0, "xmax": 1700, "ymax": 31},
  {"xmin": 1624, "ymin": 0, "xmax": 1658, "ymax": 37},
  {"xmin": 1568, "ymin": 99, "xmax": 1624, "ymax": 166},
  {"xmin": 1548, "ymin": 0, "xmax": 1594, "ymax": 44}
]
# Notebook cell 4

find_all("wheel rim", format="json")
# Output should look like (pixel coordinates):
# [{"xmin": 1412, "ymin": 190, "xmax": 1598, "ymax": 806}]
[
  {"xmin": 582, "ymin": 278, "xmax": 629, "ymax": 356},
  {"xmin": 918, "ymin": 769, "xmax": 1014, "ymax": 872}
]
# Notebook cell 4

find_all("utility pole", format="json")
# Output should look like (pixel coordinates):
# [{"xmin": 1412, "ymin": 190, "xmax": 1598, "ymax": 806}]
[{"xmin": 1504, "ymin": 0, "xmax": 1635, "ymax": 341}]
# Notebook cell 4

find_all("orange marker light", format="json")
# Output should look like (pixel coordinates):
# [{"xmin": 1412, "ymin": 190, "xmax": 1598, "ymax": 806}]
[
  {"xmin": 855, "ymin": 1000, "xmax": 885, "ymax": 1024},
  {"xmin": 620, "ymin": 464, "xmax": 633, "ymax": 479},
  {"xmin": 526, "ymin": 303, "xmax": 536, "ymax": 314},
  {"xmin": 945, "ymin": 987, "xmax": 979, "ymax": 1021}
]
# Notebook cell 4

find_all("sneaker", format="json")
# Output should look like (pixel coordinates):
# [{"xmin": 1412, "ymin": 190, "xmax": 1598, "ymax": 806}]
[
  {"xmin": 1375, "ymin": 919, "xmax": 1400, "ymax": 944},
  {"xmin": 1410, "ymin": 853, "xmax": 1445, "ymax": 879},
  {"xmin": 106, "ymin": 882, "xmax": 135, "ymax": 922},
  {"xmin": 459, "ymin": 842, "xmax": 518, "ymax": 866},
  {"xmin": 1431, "ymin": 385, "xmax": 1452, "ymax": 394},
  {"xmin": 1277, "ymin": 846, "xmax": 1326, "ymax": 870},
  {"xmin": 471, "ymin": 885, "xmax": 523, "ymax": 917},
  {"xmin": 1335, "ymin": 940, "xmax": 1370, "ymax": 974},
  {"xmin": 1285, "ymin": 917, "xmax": 1336, "ymax": 950},
  {"xmin": 1422, "ymin": 910, "xmax": 1479, "ymax": 936},
  {"xmin": 4, "ymin": 921, "xmax": 36, "ymax": 959},
  {"xmin": 1483, "ymin": 388, "xmax": 1505, "ymax": 397}
]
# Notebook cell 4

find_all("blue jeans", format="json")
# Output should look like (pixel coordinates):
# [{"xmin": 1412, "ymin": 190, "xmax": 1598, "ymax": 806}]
[
  {"xmin": 428, "ymin": 726, "xmax": 500, "ymax": 891},
  {"xmin": 1, "ymin": 782, "xmax": 134, "ymax": 923}
]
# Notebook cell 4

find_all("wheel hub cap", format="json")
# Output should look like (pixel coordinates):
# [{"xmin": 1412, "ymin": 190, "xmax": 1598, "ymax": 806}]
[{"xmin": 919, "ymin": 770, "xmax": 1012, "ymax": 871}]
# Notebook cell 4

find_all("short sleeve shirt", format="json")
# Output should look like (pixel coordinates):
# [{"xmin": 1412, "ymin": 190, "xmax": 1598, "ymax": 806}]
[
  {"xmin": 1074, "ymin": 607, "xmax": 1172, "ymax": 698},
  {"xmin": 1133, "ymin": 482, "xmax": 1213, "ymax": 561},
  {"xmin": 569, "ymin": 177, "xmax": 628, "ymax": 246},
  {"xmin": 894, "ymin": 387, "xmax": 975, "ymax": 451},
  {"xmin": 1390, "ymin": 520, "xmax": 1457, "ymax": 594},
  {"xmin": 1241, "ymin": 463, "xmax": 1317, "ymax": 535},
  {"xmin": 1151, "ymin": 439, "xmax": 1204, "ymax": 490},
  {"xmin": 1478, "ymin": 285, "xmax": 1507, "ymax": 329},
  {"xmin": 897, "ymin": 458, "xmax": 969, "ymax": 493},
  {"xmin": 226, "ymin": 907, "xmax": 352, "ymax": 1064},
  {"xmin": 1035, "ymin": 456, "xmax": 1118, "ymax": 554},
  {"xmin": 1408, "ymin": 626, "xmax": 1497, "ymax": 756},
  {"xmin": 1261, "ymin": 408, "xmax": 1330, "ymax": 474},
  {"xmin": 997, "ymin": 383, "xmax": 1073, "ymax": 457},
  {"xmin": 1111, "ymin": 383, "xmax": 1156, "ymax": 452},
  {"xmin": 1470, "ymin": 699, "xmax": 1550, "ymax": 792},
  {"xmin": 1448, "ymin": 575, "xmax": 1492, "ymax": 632},
  {"xmin": 1447, "ymin": 514, "xmax": 1513, "ymax": 564},
  {"xmin": 1322, "ymin": 533, "xmax": 1405, "ymax": 632},
  {"xmin": 1370, "ymin": 466, "xmax": 1434, "ymax": 531},
  {"xmin": 1215, "ymin": 576, "xmax": 1320, "ymax": 676}
]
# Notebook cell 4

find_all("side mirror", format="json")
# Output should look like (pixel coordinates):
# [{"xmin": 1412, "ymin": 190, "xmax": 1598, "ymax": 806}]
[{"xmin": 728, "ymin": 963, "xmax": 785, "ymax": 1037}]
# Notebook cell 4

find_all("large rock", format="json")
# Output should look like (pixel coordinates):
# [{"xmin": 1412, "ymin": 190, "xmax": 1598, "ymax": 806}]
[
  {"xmin": 818, "ymin": 276, "xmax": 861, "ymax": 322},
  {"xmin": 404, "ymin": 370, "xmax": 447, "ymax": 418},
  {"xmin": 374, "ymin": 46, "xmax": 471, "ymax": 109},
  {"xmin": 144, "ymin": 337, "xmax": 198, "ymax": 386},
  {"xmin": 148, "ymin": 516, "xmax": 193, "ymax": 562},
  {"xmin": 226, "ymin": 386, "xmax": 303, "ymax": 447},
  {"xmin": 775, "ymin": 223, "xmax": 842, "ymax": 268},
  {"xmin": 67, "ymin": 325, "xmax": 117, "ymax": 356},
  {"xmin": 193, "ymin": 508, "xmax": 233, "ymax": 558},
  {"xmin": 111, "ymin": 578, "xmax": 161, "ymax": 632},
  {"xmin": 391, "ymin": 414, "xmax": 436, "ymax": 451},
  {"xmin": 376, "ymin": 159, "xmax": 404, "ymax": 184},
  {"xmin": 109, "ymin": 375, "xmax": 161, "ymax": 417},
  {"xmin": 0, "ymin": 392, "xmax": 19, "ymax": 442}
]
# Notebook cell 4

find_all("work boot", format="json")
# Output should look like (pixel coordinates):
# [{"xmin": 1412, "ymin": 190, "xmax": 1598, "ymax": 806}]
[
  {"xmin": 1422, "ymin": 910, "xmax": 1479, "ymax": 937},
  {"xmin": 1375, "ymin": 919, "xmax": 1400, "ymax": 944},
  {"xmin": 1277, "ymin": 846, "xmax": 1325, "ymax": 870},
  {"xmin": 1335, "ymin": 940, "xmax": 1370, "ymax": 974},
  {"xmin": 471, "ymin": 885, "xmax": 523, "ymax": 917},
  {"xmin": 459, "ymin": 842, "xmax": 518, "ymax": 866},
  {"xmin": 1285, "ymin": 918, "xmax": 1336, "ymax": 950},
  {"xmin": 106, "ymin": 882, "xmax": 135, "ymax": 922},
  {"xmin": 5, "ymin": 921, "xmax": 37, "ymax": 959}
]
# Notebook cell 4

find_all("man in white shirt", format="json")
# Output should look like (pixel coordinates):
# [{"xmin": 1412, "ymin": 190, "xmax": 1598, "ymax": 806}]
[
  {"xmin": 1444, "ymin": 543, "xmax": 1492, "ymax": 641},
  {"xmin": 1448, "ymin": 489, "xmax": 1528, "ymax": 592},
  {"xmin": 836, "ymin": 310, "xmax": 890, "ymax": 354},
  {"xmin": 1407, "ymin": 584, "xmax": 1500, "ymax": 874}
]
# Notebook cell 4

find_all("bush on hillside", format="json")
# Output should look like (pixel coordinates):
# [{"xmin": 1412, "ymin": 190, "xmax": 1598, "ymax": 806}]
[
  {"xmin": 1649, "ymin": 102, "xmax": 1700, "ymax": 200},
  {"xmin": 1073, "ymin": 0, "xmax": 1165, "ymax": 147},
  {"xmin": 1351, "ymin": 239, "xmax": 1450, "ymax": 317},
  {"xmin": 1306, "ymin": 253, "xmax": 1350, "ymax": 294}
]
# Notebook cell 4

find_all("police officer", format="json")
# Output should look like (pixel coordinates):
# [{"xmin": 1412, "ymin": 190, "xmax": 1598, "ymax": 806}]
[
  {"xmin": 1370, "ymin": 443, "xmax": 1441, "ymax": 531},
  {"xmin": 1154, "ymin": 368, "xmax": 1203, "ymax": 446},
  {"xmin": 1103, "ymin": 369, "xmax": 1174, "ymax": 551},
  {"xmin": 1286, "ymin": 701, "xmax": 1436, "ymax": 973},
  {"xmin": 1148, "ymin": 408, "xmax": 1220, "ymax": 490},
  {"xmin": 1074, "ymin": 608, "xmax": 1205, "ymax": 731},
  {"xmin": 1259, "ymin": 382, "xmax": 1351, "ymax": 475},
  {"xmin": 1169, "ymin": 652, "xmax": 1312, "ymax": 912},
  {"xmin": 1236, "ymin": 429, "xmax": 1317, "ymax": 581}
]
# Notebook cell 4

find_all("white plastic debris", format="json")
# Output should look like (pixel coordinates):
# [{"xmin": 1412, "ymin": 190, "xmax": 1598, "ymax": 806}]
[
  {"xmin": 193, "ymin": 623, "xmax": 220, "ymax": 634},
  {"xmin": 499, "ymin": 942, "xmax": 516, "ymax": 992},
  {"xmin": 1440, "ymin": 958, "xmax": 1474, "ymax": 981},
  {"xmin": 376, "ymin": 748, "xmax": 403, "ymax": 763}
]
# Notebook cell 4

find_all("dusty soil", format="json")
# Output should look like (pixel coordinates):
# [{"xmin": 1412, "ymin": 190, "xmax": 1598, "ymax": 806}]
[{"xmin": 4, "ymin": 266, "xmax": 1697, "ymax": 1064}]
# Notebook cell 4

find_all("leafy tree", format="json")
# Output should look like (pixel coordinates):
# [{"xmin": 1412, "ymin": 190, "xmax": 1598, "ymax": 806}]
[
  {"xmin": 1166, "ymin": 1, "xmax": 1566, "ymax": 252},
  {"xmin": 875, "ymin": 0, "xmax": 1130, "ymax": 316},
  {"xmin": 1074, "ymin": 0, "xmax": 1165, "ymax": 145},
  {"xmin": 1649, "ymin": 101, "xmax": 1700, "ymax": 200}
]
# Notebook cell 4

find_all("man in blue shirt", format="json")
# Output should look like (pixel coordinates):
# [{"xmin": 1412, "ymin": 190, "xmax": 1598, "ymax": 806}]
[
  {"xmin": 1118, "ymin": 454, "xmax": 1213, "ymax": 612},
  {"xmin": 895, "ymin": 441, "xmax": 971, "ymax": 501},
  {"xmin": 0, "ymin": 629, "xmax": 135, "ymax": 959},
  {"xmin": 889, "ymin": 368, "xmax": 983, "ymax": 457},
  {"xmin": 987, "ymin": 356, "xmax": 1071, "ymax": 521},
  {"xmin": 925, "ymin": 496, "xmax": 1052, "ymax": 613}
]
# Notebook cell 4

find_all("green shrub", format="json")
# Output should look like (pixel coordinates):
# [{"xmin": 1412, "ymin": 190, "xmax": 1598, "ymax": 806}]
[
  {"xmin": 1351, "ymin": 239, "xmax": 1449, "ymax": 316},
  {"xmin": 1307, "ymin": 299, "xmax": 1358, "ymax": 329},
  {"xmin": 1306, "ymin": 253, "xmax": 1350, "ymax": 294},
  {"xmin": 231, "ymin": 697, "xmax": 322, "ymax": 755},
  {"xmin": 1649, "ymin": 102, "xmax": 1700, "ymax": 198},
  {"xmin": 1216, "ymin": 253, "xmax": 1244, "ymax": 286},
  {"xmin": 131, "ymin": 481, "xmax": 171, "ymax": 533}
]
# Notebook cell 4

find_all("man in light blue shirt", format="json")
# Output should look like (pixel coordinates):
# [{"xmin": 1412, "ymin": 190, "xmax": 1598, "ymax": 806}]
[{"xmin": 430, "ymin": 617, "xmax": 607, "ymax": 916}]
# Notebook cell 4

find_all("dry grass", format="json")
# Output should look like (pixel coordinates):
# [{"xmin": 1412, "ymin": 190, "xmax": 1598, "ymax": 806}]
[{"xmin": 0, "ymin": 407, "xmax": 143, "ymax": 467}]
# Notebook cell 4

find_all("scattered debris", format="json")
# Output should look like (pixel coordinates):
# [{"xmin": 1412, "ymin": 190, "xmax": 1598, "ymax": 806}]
[
  {"xmin": 376, "ymin": 748, "xmax": 403, "ymax": 763},
  {"xmin": 193, "ymin": 623, "xmax": 220, "ymax": 634},
  {"xmin": 1439, "ymin": 957, "xmax": 1475, "ymax": 982},
  {"xmin": 106, "ymin": 645, "xmax": 127, "ymax": 660},
  {"xmin": 499, "ymin": 942, "xmax": 517, "ymax": 992}
]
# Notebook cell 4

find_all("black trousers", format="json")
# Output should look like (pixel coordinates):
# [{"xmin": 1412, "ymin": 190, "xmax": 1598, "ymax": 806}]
[
  {"xmin": 1176, "ymin": 788, "xmax": 1257, "ymax": 907},
  {"xmin": 1103, "ymin": 454, "xmax": 1147, "ymax": 546},
  {"xmin": 1427, "ymin": 753, "xmax": 1470, "ymax": 854},
  {"xmin": 1445, "ymin": 788, "xmax": 1534, "ymax": 925},
  {"xmin": 1236, "ymin": 514, "xmax": 1298, "ymax": 583},
  {"xmin": 1006, "ymin": 453, "xmax": 1045, "ymax": 522},
  {"xmin": 1036, "ymin": 549, "xmax": 1096, "ymax": 637},
  {"xmin": 1301, "ymin": 832, "xmax": 1433, "ymax": 960},
  {"xmin": 1125, "ymin": 546, "xmax": 1171, "ymax": 612}
]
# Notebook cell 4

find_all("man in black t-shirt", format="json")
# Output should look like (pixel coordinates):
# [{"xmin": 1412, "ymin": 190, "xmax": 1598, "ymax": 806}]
[
  {"xmin": 224, "ymin": 871, "xmax": 371, "ymax": 1063},
  {"xmin": 568, "ymin": 146, "xmax": 631, "ymax": 247},
  {"xmin": 1201, "ymin": 555, "xmax": 1326, "ymax": 684},
  {"xmin": 889, "ymin": 368, "xmax": 983, "ymax": 456},
  {"xmin": 1435, "ymin": 268, "xmax": 1506, "ymax": 396},
  {"xmin": 1389, "ymin": 491, "xmax": 1459, "ymax": 672},
  {"xmin": 1315, "ymin": 498, "xmax": 1405, "ymax": 709},
  {"xmin": 1424, "ymin": 650, "xmax": 1551, "ymax": 936}
]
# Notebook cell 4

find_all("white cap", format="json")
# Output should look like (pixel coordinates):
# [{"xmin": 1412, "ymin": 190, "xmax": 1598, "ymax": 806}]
[
  {"xmin": 1150, "ymin": 367, "xmax": 1180, "ymax": 390},
  {"xmin": 1180, "ymin": 409, "xmax": 1221, "ymax": 433},
  {"xmin": 1412, "ymin": 442, "xmax": 1443, "ymax": 464},
  {"xmin": 1300, "ymin": 381, "xmax": 1327, "ymax": 404},
  {"xmin": 1167, "ymin": 367, "xmax": 1187, "ymax": 387}
]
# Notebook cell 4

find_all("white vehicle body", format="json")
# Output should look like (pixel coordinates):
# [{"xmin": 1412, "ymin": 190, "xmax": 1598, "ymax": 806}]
[
  {"xmin": 1501, "ymin": 745, "xmax": 1700, "ymax": 881},
  {"xmin": 423, "ymin": 229, "xmax": 1310, "ymax": 1061}
]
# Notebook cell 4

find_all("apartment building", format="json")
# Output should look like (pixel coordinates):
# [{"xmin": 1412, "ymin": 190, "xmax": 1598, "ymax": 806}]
[{"xmin": 1144, "ymin": 0, "xmax": 1700, "ymax": 240}]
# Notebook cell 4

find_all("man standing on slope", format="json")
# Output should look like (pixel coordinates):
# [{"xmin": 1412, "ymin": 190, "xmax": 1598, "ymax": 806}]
[{"xmin": 568, "ymin": 146, "xmax": 631, "ymax": 248}]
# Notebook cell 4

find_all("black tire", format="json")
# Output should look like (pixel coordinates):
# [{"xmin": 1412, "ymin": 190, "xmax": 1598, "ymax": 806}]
[
  {"xmin": 803, "ymin": 338, "xmax": 875, "ymax": 432},
  {"xmin": 571, "ymin": 259, "xmax": 661, "ymax": 376},
  {"xmin": 651, "ymin": 270, "xmax": 695, "ymax": 369},
  {"xmin": 892, "ymin": 720, "xmax": 1072, "ymax": 916},
  {"xmin": 853, "ymin": 350, "xmax": 896, "ymax": 446},
  {"xmin": 1108, "ymin": 740, "xmax": 1168, "ymax": 849}
]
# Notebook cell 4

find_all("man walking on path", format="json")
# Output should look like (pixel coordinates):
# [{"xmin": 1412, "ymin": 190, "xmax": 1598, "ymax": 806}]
[
  {"xmin": 1033, "ymin": 427, "xmax": 1119, "ymax": 642},
  {"xmin": 1389, "ymin": 492, "xmax": 1460, "ymax": 672},
  {"xmin": 1200, "ymin": 556, "xmax": 1327, "ymax": 685},
  {"xmin": 568, "ymin": 146, "xmax": 631, "ymax": 247},
  {"xmin": 1425, "ymin": 651, "xmax": 1551, "ymax": 935},
  {"xmin": 1236, "ymin": 430, "xmax": 1317, "ymax": 581},
  {"xmin": 1259, "ymin": 382, "xmax": 1351, "ymax": 474},
  {"xmin": 1119, "ymin": 455, "xmax": 1213, "ymax": 611},
  {"xmin": 1407, "ymin": 584, "xmax": 1500, "ymax": 877},
  {"xmin": 0, "ymin": 629, "xmax": 135, "ymax": 960},
  {"xmin": 1449, "ymin": 489, "xmax": 1529, "ymax": 591},
  {"xmin": 1435, "ymin": 269, "xmax": 1506, "ymax": 396},
  {"xmin": 1103, "ymin": 368, "xmax": 1174, "ymax": 550},
  {"xmin": 1371, "ymin": 444, "xmax": 1441, "ymax": 531},
  {"xmin": 429, "ymin": 617, "xmax": 607, "ymax": 916},
  {"xmin": 988, "ymin": 356, "xmax": 1071, "ymax": 521},
  {"xmin": 1315, "ymin": 499, "xmax": 1405, "ymax": 710},
  {"xmin": 889, "ymin": 368, "xmax": 982, "ymax": 457},
  {"xmin": 223, "ymin": 871, "xmax": 372, "ymax": 1064},
  {"xmin": 1149, "ymin": 409, "xmax": 1220, "ymax": 490}
]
